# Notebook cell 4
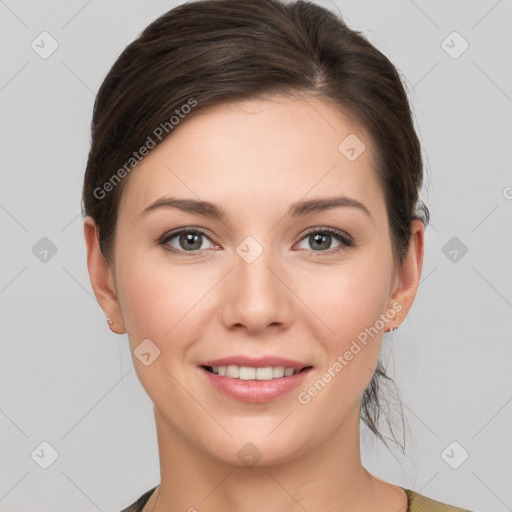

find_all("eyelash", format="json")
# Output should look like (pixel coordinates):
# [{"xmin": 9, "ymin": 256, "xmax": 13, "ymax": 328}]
[
  {"xmin": 299, "ymin": 227, "xmax": 354, "ymax": 254},
  {"xmin": 159, "ymin": 227, "xmax": 354, "ymax": 257}
]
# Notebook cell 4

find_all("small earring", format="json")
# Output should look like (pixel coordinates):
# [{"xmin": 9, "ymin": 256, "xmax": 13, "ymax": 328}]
[
  {"xmin": 106, "ymin": 317, "xmax": 117, "ymax": 333},
  {"xmin": 385, "ymin": 325, "xmax": 400, "ymax": 333}
]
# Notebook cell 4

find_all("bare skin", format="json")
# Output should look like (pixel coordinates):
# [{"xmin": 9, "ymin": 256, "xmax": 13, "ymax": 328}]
[{"xmin": 84, "ymin": 93, "xmax": 424, "ymax": 512}]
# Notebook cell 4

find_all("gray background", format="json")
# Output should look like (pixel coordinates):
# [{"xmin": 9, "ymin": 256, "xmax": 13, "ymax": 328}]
[{"xmin": 1, "ymin": 0, "xmax": 511, "ymax": 511}]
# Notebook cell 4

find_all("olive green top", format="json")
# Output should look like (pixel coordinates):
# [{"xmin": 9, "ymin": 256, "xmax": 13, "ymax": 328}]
[{"xmin": 119, "ymin": 486, "xmax": 474, "ymax": 511}]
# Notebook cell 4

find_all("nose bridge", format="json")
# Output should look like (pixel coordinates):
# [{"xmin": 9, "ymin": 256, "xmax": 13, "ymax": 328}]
[{"xmin": 220, "ymin": 234, "xmax": 292, "ymax": 333}]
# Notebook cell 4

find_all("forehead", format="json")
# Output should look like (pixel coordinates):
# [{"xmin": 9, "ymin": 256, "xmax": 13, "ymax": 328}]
[{"xmin": 119, "ymin": 94, "xmax": 385, "ymax": 224}]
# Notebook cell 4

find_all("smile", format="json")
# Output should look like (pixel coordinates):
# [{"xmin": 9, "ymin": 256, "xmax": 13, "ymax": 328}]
[
  {"xmin": 203, "ymin": 365, "xmax": 307, "ymax": 380},
  {"xmin": 199, "ymin": 357, "xmax": 313, "ymax": 403}
]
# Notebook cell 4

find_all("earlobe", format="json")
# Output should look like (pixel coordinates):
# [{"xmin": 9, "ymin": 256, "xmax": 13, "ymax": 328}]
[
  {"xmin": 387, "ymin": 219, "xmax": 425, "ymax": 327},
  {"xmin": 83, "ymin": 217, "xmax": 126, "ymax": 334}
]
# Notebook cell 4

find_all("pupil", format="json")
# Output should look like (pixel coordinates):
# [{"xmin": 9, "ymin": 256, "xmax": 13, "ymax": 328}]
[
  {"xmin": 311, "ymin": 233, "xmax": 330, "ymax": 250},
  {"xmin": 180, "ymin": 232, "xmax": 201, "ymax": 250}
]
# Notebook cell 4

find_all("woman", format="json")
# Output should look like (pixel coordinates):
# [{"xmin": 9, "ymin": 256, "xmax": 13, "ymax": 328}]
[{"xmin": 82, "ymin": 0, "xmax": 474, "ymax": 510}]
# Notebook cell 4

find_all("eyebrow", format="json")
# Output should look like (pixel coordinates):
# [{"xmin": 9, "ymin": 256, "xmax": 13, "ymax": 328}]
[{"xmin": 141, "ymin": 195, "xmax": 372, "ymax": 220}]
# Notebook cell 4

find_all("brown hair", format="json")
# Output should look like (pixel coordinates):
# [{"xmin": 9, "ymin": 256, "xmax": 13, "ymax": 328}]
[{"xmin": 82, "ymin": 0, "xmax": 429, "ymax": 450}]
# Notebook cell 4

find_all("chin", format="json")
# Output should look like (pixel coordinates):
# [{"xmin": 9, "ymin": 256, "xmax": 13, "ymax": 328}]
[{"xmin": 195, "ymin": 423, "xmax": 316, "ymax": 469}]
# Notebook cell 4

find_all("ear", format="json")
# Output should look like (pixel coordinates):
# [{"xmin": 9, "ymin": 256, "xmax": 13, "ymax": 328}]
[
  {"xmin": 83, "ymin": 217, "xmax": 126, "ymax": 334},
  {"xmin": 387, "ymin": 219, "xmax": 425, "ymax": 325}
]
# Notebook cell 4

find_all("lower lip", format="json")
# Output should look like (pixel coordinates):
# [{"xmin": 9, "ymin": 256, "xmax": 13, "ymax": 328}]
[{"xmin": 200, "ymin": 367, "xmax": 311, "ymax": 403}]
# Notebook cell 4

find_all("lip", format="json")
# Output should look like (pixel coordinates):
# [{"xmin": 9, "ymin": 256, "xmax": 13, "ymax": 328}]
[{"xmin": 198, "ymin": 356, "xmax": 312, "ymax": 403}]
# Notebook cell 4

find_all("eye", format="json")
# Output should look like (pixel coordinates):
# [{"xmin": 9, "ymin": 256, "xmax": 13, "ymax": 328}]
[
  {"xmin": 296, "ymin": 228, "xmax": 353, "ymax": 253},
  {"xmin": 160, "ymin": 228, "xmax": 218, "ymax": 254},
  {"xmin": 159, "ymin": 227, "xmax": 352, "ymax": 256}
]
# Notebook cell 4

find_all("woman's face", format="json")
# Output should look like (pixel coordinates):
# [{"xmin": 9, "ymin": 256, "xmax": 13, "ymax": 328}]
[{"xmin": 87, "ymin": 94, "xmax": 423, "ymax": 466}]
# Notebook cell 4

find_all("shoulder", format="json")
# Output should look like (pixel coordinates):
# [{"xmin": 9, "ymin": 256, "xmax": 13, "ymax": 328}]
[
  {"xmin": 118, "ymin": 486, "xmax": 157, "ymax": 512},
  {"xmin": 405, "ymin": 489, "xmax": 475, "ymax": 512}
]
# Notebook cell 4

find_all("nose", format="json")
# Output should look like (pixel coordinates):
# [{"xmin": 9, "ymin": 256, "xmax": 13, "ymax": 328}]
[{"xmin": 219, "ymin": 241, "xmax": 294, "ymax": 336}]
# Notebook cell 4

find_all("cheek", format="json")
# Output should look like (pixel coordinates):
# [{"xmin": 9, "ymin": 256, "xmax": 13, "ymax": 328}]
[
  {"xmin": 115, "ymin": 247, "xmax": 221, "ymax": 350},
  {"xmin": 287, "ymin": 270, "xmax": 389, "ymax": 453},
  {"xmin": 295, "ymin": 255, "xmax": 392, "ymax": 342},
  {"xmin": 296, "ymin": 256, "xmax": 392, "ymax": 396}
]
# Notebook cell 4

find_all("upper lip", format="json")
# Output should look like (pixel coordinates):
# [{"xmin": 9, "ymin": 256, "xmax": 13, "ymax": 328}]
[{"xmin": 199, "ymin": 356, "xmax": 311, "ymax": 371}]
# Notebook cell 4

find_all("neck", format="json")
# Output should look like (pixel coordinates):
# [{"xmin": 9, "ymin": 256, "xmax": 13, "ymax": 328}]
[{"xmin": 145, "ymin": 406, "xmax": 402, "ymax": 512}]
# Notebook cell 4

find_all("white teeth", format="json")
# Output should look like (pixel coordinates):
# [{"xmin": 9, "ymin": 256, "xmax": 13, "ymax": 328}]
[
  {"xmin": 209, "ymin": 365, "xmax": 299, "ymax": 380},
  {"xmin": 239, "ymin": 366, "xmax": 256, "ymax": 380},
  {"xmin": 256, "ymin": 367, "xmax": 273, "ymax": 380},
  {"xmin": 226, "ymin": 365, "xmax": 239, "ymax": 378},
  {"xmin": 272, "ymin": 366, "xmax": 285, "ymax": 378}
]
